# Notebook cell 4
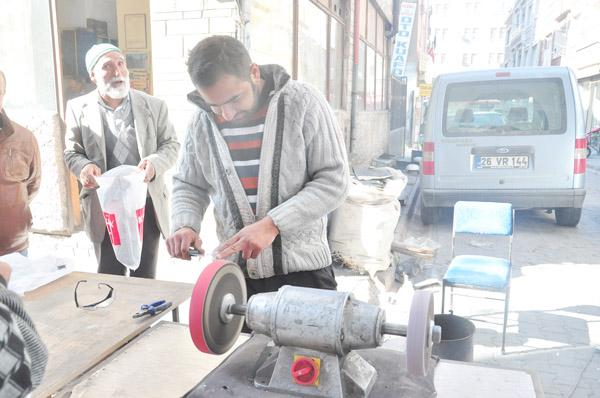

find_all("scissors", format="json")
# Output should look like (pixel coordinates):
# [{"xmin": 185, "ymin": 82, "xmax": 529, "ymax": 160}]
[{"xmin": 132, "ymin": 300, "xmax": 172, "ymax": 318}]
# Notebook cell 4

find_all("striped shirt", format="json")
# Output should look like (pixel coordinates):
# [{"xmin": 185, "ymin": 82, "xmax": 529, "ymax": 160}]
[
  {"xmin": 216, "ymin": 107, "xmax": 268, "ymax": 213},
  {"xmin": 215, "ymin": 78, "xmax": 273, "ymax": 213}
]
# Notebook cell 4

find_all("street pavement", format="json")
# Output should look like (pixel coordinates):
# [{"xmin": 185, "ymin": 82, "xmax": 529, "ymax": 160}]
[
  {"xmin": 23, "ymin": 154, "xmax": 600, "ymax": 397},
  {"xmin": 396, "ymin": 153, "xmax": 600, "ymax": 398}
]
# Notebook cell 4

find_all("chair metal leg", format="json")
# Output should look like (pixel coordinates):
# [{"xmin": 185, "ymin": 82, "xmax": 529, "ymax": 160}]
[
  {"xmin": 441, "ymin": 282, "xmax": 446, "ymax": 314},
  {"xmin": 450, "ymin": 286, "xmax": 454, "ymax": 314},
  {"xmin": 501, "ymin": 287, "xmax": 511, "ymax": 354}
]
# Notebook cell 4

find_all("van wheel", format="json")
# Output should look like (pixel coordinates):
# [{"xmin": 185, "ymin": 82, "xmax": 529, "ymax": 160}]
[
  {"xmin": 420, "ymin": 201, "xmax": 437, "ymax": 225},
  {"xmin": 555, "ymin": 207, "xmax": 582, "ymax": 227}
]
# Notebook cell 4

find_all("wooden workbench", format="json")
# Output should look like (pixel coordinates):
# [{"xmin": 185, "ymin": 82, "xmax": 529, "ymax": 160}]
[
  {"xmin": 64, "ymin": 322, "xmax": 248, "ymax": 397},
  {"xmin": 23, "ymin": 272, "xmax": 193, "ymax": 397},
  {"xmin": 62, "ymin": 322, "xmax": 544, "ymax": 398}
]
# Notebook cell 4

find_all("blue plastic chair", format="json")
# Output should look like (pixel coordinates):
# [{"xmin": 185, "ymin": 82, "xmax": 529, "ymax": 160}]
[{"xmin": 441, "ymin": 201, "xmax": 514, "ymax": 354}]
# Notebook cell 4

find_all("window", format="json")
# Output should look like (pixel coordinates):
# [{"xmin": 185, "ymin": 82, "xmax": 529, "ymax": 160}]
[
  {"xmin": 497, "ymin": 53, "xmax": 504, "ymax": 63},
  {"xmin": 250, "ymin": 2, "xmax": 293, "ymax": 73},
  {"xmin": 488, "ymin": 53, "xmax": 494, "ymax": 64},
  {"xmin": 357, "ymin": 40, "xmax": 366, "ymax": 111},
  {"xmin": 440, "ymin": 53, "xmax": 446, "ymax": 63},
  {"xmin": 376, "ymin": 52, "xmax": 384, "ymax": 109},
  {"xmin": 443, "ymin": 78, "xmax": 567, "ymax": 137},
  {"xmin": 329, "ymin": 18, "xmax": 344, "ymax": 108},
  {"xmin": 1, "ymin": 0, "xmax": 56, "ymax": 115},
  {"xmin": 490, "ymin": 28, "xmax": 496, "ymax": 40},
  {"xmin": 366, "ymin": 46, "xmax": 376, "ymax": 111},
  {"xmin": 285, "ymin": 0, "xmax": 389, "ymax": 111},
  {"xmin": 462, "ymin": 53, "xmax": 469, "ymax": 66},
  {"xmin": 358, "ymin": 0, "xmax": 390, "ymax": 111},
  {"xmin": 293, "ymin": 0, "xmax": 346, "ymax": 109},
  {"xmin": 360, "ymin": 0, "xmax": 367, "ymax": 37},
  {"xmin": 298, "ymin": 2, "xmax": 328, "ymax": 95},
  {"xmin": 367, "ymin": 2, "xmax": 376, "ymax": 44}
]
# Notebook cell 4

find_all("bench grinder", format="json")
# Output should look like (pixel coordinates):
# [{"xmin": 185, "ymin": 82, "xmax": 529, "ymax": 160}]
[{"xmin": 187, "ymin": 260, "xmax": 442, "ymax": 397}]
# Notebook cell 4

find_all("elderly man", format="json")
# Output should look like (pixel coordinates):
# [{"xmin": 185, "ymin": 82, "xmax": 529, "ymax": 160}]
[
  {"xmin": 64, "ymin": 44, "xmax": 179, "ymax": 278},
  {"xmin": 0, "ymin": 70, "xmax": 41, "ymax": 257},
  {"xmin": 167, "ymin": 36, "xmax": 349, "ymax": 300}
]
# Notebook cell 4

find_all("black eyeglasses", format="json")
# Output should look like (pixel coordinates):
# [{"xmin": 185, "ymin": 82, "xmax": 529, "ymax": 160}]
[{"xmin": 74, "ymin": 280, "xmax": 115, "ymax": 310}]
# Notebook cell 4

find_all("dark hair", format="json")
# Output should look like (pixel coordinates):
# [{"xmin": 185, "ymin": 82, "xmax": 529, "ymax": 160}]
[{"xmin": 187, "ymin": 35, "xmax": 253, "ymax": 88}]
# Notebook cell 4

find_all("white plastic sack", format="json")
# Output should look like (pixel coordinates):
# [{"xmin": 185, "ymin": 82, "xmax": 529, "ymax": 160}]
[
  {"xmin": 329, "ymin": 180, "xmax": 401, "ymax": 275},
  {"xmin": 95, "ymin": 165, "xmax": 147, "ymax": 271}
]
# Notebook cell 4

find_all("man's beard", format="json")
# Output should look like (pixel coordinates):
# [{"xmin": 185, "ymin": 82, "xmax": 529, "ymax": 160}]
[
  {"xmin": 234, "ymin": 81, "xmax": 261, "ymax": 121},
  {"xmin": 98, "ymin": 76, "xmax": 130, "ymax": 99},
  {"xmin": 248, "ymin": 81, "xmax": 262, "ymax": 114}
]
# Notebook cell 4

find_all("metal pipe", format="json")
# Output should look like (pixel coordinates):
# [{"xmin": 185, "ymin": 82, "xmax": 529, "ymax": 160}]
[
  {"xmin": 228, "ymin": 303, "xmax": 247, "ymax": 316},
  {"xmin": 349, "ymin": 0, "xmax": 361, "ymax": 156},
  {"xmin": 381, "ymin": 322, "xmax": 408, "ymax": 336}
]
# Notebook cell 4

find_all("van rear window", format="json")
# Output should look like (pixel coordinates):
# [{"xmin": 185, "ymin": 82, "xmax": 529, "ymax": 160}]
[{"xmin": 442, "ymin": 78, "xmax": 567, "ymax": 137}]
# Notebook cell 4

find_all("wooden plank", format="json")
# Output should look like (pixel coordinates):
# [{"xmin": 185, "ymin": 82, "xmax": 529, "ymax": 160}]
[
  {"xmin": 435, "ymin": 360, "xmax": 542, "ymax": 398},
  {"xmin": 24, "ymin": 272, "xmax": 193, "ymax": 398},
  {"xmin": 65, "ymin": 322, "xmax": 248, "ymax": 398}
]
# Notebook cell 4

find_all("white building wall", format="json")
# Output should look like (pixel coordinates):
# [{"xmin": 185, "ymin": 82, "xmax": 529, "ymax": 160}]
[
  {"xmin": 429, "ymin": 0, "xmax": 514, "ymax": 77},
  {"xmin": 149, "ymin": 0, "xmax": 241, "ymax": 141}
]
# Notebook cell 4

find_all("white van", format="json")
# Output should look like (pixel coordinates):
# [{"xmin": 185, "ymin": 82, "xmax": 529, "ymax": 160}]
[{"xmin": 420, "ymin": 67, "xmax": 586, "ymax": 226}]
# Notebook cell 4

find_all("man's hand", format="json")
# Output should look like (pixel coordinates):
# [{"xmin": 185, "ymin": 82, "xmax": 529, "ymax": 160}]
[
  {"xmin": 80, "ymin": 163, "xmax": 101, "ymax": 189},
  {"xmin": 215, "ymin": 217, "xmax": 279, "ymax": 260},
  {"xmin": 138, "ymin": 159, "xmax": 156, "ymax": 183},
  {"xmin": 0, "ymin": 262, "xmax": 12, "ymax": 283},
  {"xmin": 166, "ymin": 227, "xmax": 204, "ymax": 260}
]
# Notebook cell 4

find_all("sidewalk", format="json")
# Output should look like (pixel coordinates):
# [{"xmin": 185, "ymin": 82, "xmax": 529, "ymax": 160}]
[
  {"xmin": 389, "ymin": 158, "xmax": 600, "ymax": 397},
  {"xmin": 587, "ymin": 153, "xmax": 600, "ymax": 173}
]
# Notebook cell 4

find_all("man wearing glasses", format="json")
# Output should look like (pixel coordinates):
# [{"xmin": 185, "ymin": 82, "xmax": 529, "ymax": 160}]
[
  {"xmin": 167, "ymin": 36, "xmax": 349, "ymax": 300},
  {"xmin": 64, "ymin": 44, "xmax": 179, "ymax": 278},
  {"xmin": 0, "ymin": 261, "xmax": 47, "ymax": 395}
]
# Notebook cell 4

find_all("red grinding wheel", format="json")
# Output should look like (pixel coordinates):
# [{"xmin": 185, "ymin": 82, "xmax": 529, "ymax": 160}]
[
  {"xmin": 189, "ymin": 260, "xmax": 246, "ymax": 354},
  {"xmin": 406, "ymin": 290, "xmax": 435, "ymax": 377}
]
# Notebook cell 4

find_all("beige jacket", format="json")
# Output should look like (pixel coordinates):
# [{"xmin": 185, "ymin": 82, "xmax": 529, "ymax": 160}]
[
  {"xmin": 0, "ymin": 110, "xmax": 41, "ymax": 255},
  {"xmin": 64, "ymin": 89, "xmax": 179, "ymax": 243}
]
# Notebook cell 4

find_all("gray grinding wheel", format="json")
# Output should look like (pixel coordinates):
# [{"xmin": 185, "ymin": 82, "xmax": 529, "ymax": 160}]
[{"xmin": 406, "ymin": 290, "xmax": 435, "ymax": 376}]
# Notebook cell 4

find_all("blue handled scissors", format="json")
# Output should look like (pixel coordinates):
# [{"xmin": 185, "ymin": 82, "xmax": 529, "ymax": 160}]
[{"xmin": 132, "ymin": 300, "xmax": 172, "ymax": 318}]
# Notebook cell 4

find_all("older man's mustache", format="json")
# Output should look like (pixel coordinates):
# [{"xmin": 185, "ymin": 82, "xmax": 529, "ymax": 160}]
[{"xmin": 108, "ymin": 78, "xmax": 126, "ymax": 86}]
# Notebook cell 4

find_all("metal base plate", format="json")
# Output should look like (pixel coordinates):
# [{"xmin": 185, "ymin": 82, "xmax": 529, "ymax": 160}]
[
  {"xmin": 184, "ymin": 334, "xmax": 438, "ymax": 398},
  {"xmin": 189, "ymin": 260, "xmax": 246, "ymax": 354}
]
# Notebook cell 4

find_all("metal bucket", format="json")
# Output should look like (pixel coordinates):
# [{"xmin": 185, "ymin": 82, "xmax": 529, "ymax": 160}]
[{"xmin": 432, "ymin": 314, "xmax": 475, "ymax": 362}]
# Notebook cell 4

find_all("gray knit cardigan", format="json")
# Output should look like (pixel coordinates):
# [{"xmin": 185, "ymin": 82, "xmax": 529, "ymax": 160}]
[{"xmin": 171, "ymin": 64, "xmax": 350, "ymax": 279}]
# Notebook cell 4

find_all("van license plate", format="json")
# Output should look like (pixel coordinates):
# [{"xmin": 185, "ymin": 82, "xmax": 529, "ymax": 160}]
[{"xmin": 477, "ymin": 156, "xmax": 529, "ymax": 169}]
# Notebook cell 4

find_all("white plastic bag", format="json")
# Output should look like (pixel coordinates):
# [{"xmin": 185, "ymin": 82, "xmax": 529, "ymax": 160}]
[{"xmin": 95, "ymin": 165, "xmax": 148, "ymax": 271}]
